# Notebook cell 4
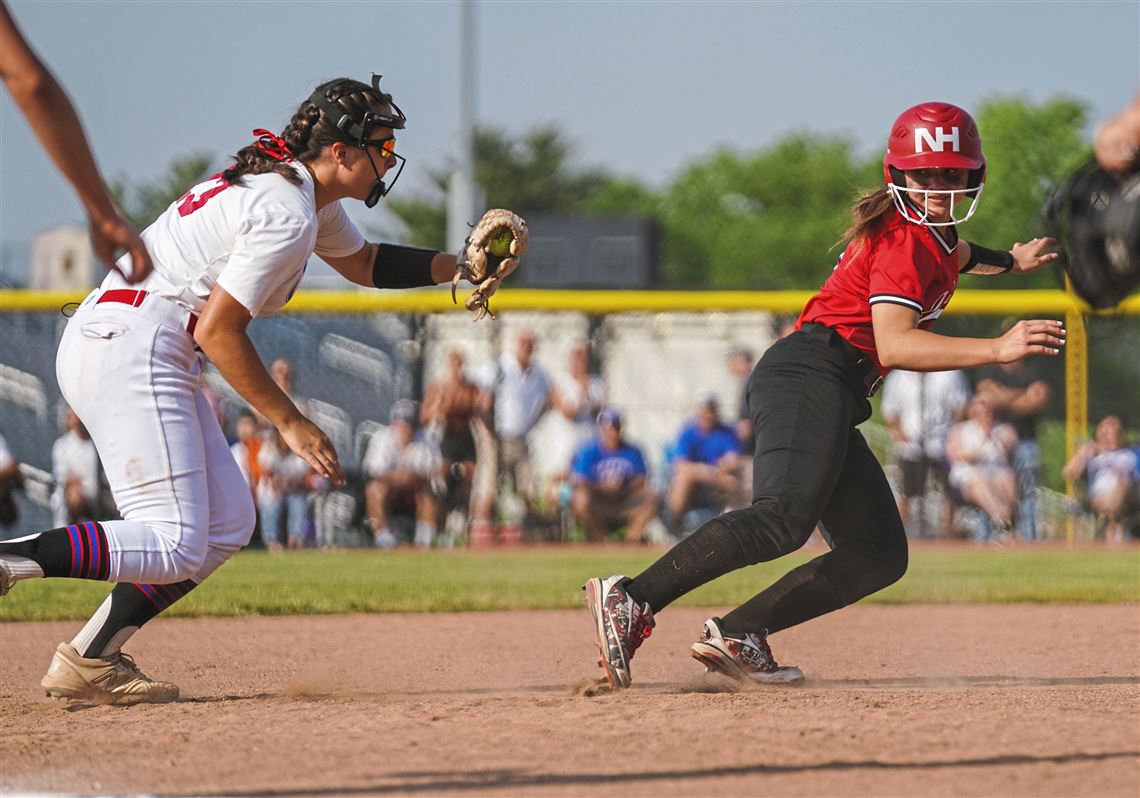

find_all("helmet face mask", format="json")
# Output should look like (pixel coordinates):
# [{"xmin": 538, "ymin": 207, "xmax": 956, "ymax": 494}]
[
  {"xmin": 883, "ymin": 102, "xmax": 986, "ymax": 227},
  {"xmin": 886, "ymin": 171, "xmax": 984, "ymax": 227}
]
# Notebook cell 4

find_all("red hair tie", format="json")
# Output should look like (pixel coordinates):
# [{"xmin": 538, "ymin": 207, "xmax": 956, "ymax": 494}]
[{"xmin": 252, "ymin": 128, "xmax": 293, "ymax": 162}]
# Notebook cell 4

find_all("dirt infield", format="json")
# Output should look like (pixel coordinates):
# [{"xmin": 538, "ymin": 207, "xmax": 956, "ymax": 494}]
[{"xmin": 2, "ymin": 604, "xmax": 1137, "ymax": 797}]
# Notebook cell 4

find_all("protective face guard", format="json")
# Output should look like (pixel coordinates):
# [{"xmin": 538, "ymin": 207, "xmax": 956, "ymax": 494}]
[
  {"xmin": 307, "ymin": 74, "xmax": 407, "ymax": 206},
  {"xmin": 887, "ymin": 182, "xmax": 984, "ymax": 227}
]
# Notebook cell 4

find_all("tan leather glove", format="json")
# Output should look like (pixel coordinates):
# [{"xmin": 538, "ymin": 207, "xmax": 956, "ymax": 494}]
[{"xmin": 451, "ymin": 208, "xmax": 529, "ymax": 321}]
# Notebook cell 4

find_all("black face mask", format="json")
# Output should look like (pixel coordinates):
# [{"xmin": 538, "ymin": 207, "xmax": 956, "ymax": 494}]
[
  {"xmin": 362, "ymin": 145, "xmax": 405, "ymax": 208},
  {"xmin": 306, "ymin": 74, "xmax": 407, "ymax": 207}
]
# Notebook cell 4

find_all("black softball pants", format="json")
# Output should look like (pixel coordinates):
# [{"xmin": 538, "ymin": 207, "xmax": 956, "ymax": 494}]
[{"xmin": 626, "ymin": 325, "xmax": 908, "ymax": 636}]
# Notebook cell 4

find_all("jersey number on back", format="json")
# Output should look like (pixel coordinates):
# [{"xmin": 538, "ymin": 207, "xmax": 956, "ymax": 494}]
[{"xmin": 176, "ymin": 173, "xmax": 230, "ymax": 217}]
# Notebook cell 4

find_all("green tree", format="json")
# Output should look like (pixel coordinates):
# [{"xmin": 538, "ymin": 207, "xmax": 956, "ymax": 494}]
[
  {"xmin": 657, "ymin": 136, "xmax": 877, "ymax": 288},
  {"xmin": 385, "ymin": 126, "xmax": 623, "ymax": 249},
  {"xmin": 110, "ymin": 153, "xmax": 215, "ymax": 230}
]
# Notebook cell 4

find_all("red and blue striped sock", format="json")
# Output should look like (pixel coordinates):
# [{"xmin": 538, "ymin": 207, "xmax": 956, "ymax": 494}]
[{"xmin": 0, "ymin": 522, "xmax": 111, "ymax": 580}]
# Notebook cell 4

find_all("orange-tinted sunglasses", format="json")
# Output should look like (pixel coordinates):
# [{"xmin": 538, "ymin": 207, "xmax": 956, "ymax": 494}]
[{"xmin": 365, "ymin": 136, "xmax": 397, "ymax": 158}]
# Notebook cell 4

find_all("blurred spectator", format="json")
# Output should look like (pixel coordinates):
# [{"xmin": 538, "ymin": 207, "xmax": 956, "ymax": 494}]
[
  {"xmin": 773, "ymin": 315, "xmax": 798, "ymax": 340},
  {"xmin": 421, "ymin": 349, "xmax": 482, "ymax": 532},
  {"xmin": 726, "ymin": 347, "xmax": 755, "ymax": 454},
  {"xmin": 229, "ymin": 410, "xmax": 263, "ymax": 502},
  {"xmin": 725, "ymin": 347, "xmax": 756, "ymax": 511},
  {"xmin": 257, "ymin": 428, "xmax": 312, "ymax": 550},
  {"xmin": 666, "ymin": 391, "xmax": 743, "ymax": 536},
  {"xmin": 945, "ymin": 396, "xmax": 1019, "ymax": 538},
  {"xmin": 551, "ymin": 340, "xmax": 606, "ymax": 448},
  {"xmin": 547, "ymin": 340, "xmax": 607, "ymax": 514},
  {"xmin": 0, "ymin": 433, "xmax": 23, "ymax": 530},
  {"xmin": 976, "ymin": 351, "xmax": 1050, "ymax": 541},
  {"xmin": 880, "ymin": 369, "xmax": 970, "ymax": 537},
  {"xmin": 51, "ymin": 407, "xmax": 109, "ymax": 527},
  {"xmin": 362, "ymin": 400, "xmax": 440, "ymax": 550},
  {"xmin": 472, "ymin": 329, "xmax": 552, "ymax": 545},
  {"xmin": 569, "ymin": 409, "xmax": 658, "ymax": 543},
  {"xmin": 264, "ymin": 357, "xmax": 309, "ymax": 426},
  {"xmin": 1094, "ymin": 97, "xmax": 1140, "ymax": 177},
  {"xmin": 1062, "ymin": 415, "xmax": 1139, "ymax": 543}
]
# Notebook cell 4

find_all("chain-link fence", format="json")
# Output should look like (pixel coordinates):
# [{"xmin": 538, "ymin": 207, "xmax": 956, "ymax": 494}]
[{"xmin": 1, "ymin": 292, "xmax": 1137, "ymax": 546}]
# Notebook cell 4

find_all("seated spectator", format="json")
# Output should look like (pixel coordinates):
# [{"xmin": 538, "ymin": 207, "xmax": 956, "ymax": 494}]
[
  {"xmin": 363, "ymin": 400, "xmax": 441, "ymax": 550},
  {"xmin": 945, "ymin": 396, "xmax": 1019, "ymax": 537},
  {"xmin": 570, "ymin": 409, "xmax": 658, "ymax": 543},
  {"xmin": 0, "ymin": 433, "xmax": 23, "ymax": 530},
  {"xmin": 257, "ymin": 427, "xmax": 312, "ymax": 550},
  {"xmin": 51, "ymin": 407, "xmax": 109, "ymax": 527},
  {"xmin": 1062, "ymin": 415, "xmax": 1138, "ymax": 543},
  {"xmin": 666, "ymin": 391, "xmax": 743, "ymax": 535},
  {"xmin": 421, "ymin": 349, "xmax": 481, "ymax": 530}
]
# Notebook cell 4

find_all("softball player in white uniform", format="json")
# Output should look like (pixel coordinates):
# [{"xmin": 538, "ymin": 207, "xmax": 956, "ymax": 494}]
[{"xmin": 0, "ymin": 75, "xmax": 527, "ymax": 705}]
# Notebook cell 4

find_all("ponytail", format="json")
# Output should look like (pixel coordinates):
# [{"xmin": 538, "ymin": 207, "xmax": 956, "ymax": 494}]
[
  {"xmin": 222, "ymin": 77, "xmax": 392, "ymax": 187},
  {"xmin": 841, "ymin": 186, "xmax": 896, "ymax": 246}
]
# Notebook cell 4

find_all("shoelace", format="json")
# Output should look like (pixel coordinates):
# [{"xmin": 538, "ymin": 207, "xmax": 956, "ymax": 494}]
[
  {"xmin": 743, "ymin": 632, "xmax": 778, "ymax": 670},
  {"xmin": 110, "ymin": 652, "xmax": 144, "ymax": 677}
]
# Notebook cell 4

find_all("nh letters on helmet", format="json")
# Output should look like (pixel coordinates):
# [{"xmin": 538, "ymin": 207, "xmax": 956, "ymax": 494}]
[{"xmin": 914, "ymin": 127, "xmax": 960, "ymax": 153}]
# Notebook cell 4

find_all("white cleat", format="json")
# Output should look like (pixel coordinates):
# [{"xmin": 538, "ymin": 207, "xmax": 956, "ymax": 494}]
[{"xmin": 690, "ymin": 617, "xmax": 804, "ymax": 686}]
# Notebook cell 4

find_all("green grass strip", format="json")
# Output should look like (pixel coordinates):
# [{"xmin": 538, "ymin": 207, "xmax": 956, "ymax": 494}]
[{"xmin": 1, "ymin": 547, "xmax": 1137, "ymax": 622}]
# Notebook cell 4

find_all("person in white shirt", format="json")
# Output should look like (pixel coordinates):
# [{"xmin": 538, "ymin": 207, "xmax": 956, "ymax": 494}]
[
  {"xmin": 50, "ymin": 407, "xmax": 106, "ymax": 528},
  {"xmin": 362, "ymin": 400, "xmax": 441, "ymax": 550},
  {"xmin": 880, "ymin": 369, "xmax": 970, "ymax": 537},
  {"xmin": 546, "ymin": 340, "xmax": 606, "ymax": 514},
  {"xmin": 945, "ymin": 396, "xmax": 1020, "ymax": 536},
  {"xmin": 470, "ymin": 329, "xmax": 551, "ymax": 545},
  {"xmin": 1062, "ymin": 415, "xmax": 1139, "ymax": 544},
  {"xmin": 0, "ymin": 74, "xmax": 527, "ymax": 705}
]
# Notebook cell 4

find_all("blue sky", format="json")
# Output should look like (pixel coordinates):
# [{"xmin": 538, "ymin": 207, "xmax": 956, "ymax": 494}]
[{"xmin": 1, "ymin": 0, "xmax": 1137, "ymax": 254}]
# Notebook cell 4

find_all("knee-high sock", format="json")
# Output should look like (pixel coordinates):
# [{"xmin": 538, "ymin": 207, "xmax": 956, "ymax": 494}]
[
  {"xmin": 70, "ymin": 579, "xmax": 197, "ymax": 659},
  {"xmin": 0, "ymin": 523, "xmax": 110, "ymax": 581}
]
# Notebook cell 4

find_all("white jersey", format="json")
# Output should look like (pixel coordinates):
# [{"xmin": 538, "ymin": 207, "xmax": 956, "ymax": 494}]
[{"xmin": 107, "ymin": 162, "xmax": 365, "ymax": 317}]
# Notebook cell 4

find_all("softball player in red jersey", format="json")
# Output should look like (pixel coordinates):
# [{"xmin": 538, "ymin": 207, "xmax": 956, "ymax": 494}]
[
  {"xmin": 585, "ymin": 101, "xmax": 1065, "ymax": 689},
  {"xmin": 0, "ymin": 75, "xmax": 526, "ymax": 705}
]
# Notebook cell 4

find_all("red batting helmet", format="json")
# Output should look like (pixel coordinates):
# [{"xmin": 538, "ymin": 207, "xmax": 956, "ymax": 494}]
[{"xmin": 883, "ymin": 102, "xmax": 986, "ymax": 226}]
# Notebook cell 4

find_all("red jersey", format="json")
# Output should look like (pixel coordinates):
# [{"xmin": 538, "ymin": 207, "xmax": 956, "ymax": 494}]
[{"xmin": 796, "ymin": 205, "xmax": 960, "ymax": 376}]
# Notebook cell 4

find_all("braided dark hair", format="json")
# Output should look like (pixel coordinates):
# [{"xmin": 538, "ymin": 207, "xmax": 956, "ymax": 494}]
[{"xmin": 222, "ymin": 78, "xmax": 395, "ymax": 186}]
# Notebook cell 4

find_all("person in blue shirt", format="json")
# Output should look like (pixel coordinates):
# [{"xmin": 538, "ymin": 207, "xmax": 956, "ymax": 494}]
[
  {"xmin": 666, "ymin": 391, "xmax": 743, "ymax": 529},
  {"xmin": 570, "ymin": 409, "xmax": 659, "ymax": 543}
]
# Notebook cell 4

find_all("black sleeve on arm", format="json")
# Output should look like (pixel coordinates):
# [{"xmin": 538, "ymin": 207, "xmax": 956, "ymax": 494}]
[
  {"xmin": 372, "ymin": 244, "xmax": 438, "ymax": 288},
  {"xmin": 962, "ymin": 242, "xmax": 1015, "ymax": 274}
]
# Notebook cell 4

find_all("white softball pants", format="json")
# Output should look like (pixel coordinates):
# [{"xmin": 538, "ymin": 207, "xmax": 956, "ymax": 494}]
[{"xmin": 55, "ymin": 290, "xmax": 255, "ymax": 585}]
